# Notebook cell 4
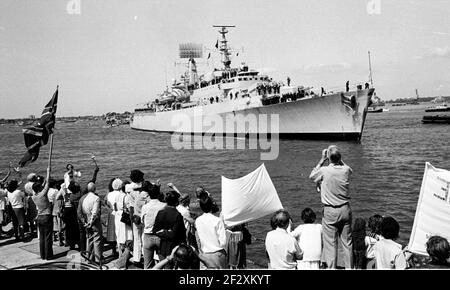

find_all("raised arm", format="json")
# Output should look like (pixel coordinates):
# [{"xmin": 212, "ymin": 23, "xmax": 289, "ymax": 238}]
[
  {"xmin": 90, "ymin": 165, "xmax": 100, "ymax": 184},
  {"xmin": 309, "ymin": 149, "xmax": 328, "ymax": 181}
]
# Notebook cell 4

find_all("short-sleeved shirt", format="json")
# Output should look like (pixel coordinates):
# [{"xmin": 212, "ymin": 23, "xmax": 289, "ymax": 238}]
[
  {"xmin": 141, "ymin": 199, "xmax": 166, "ymax": 234},
  {"xmin": 373, "ymin": 238, "xmax": 407, "ymax": 269},
  {"xmin": 310, "ymin": 164, "xmax": 352, "ymax": 206},
  {"xmin": 32, "ymin": 186, "xmax": 52, "ymax": 216},
  {"xmin": 8, "ymin": 190, "xmax": 26, "ymax": 209},
  {"xmin": 290, "ymin": 224, "xmax": 322, "ymax": 261},
  {"xmin": 265, "ymin": 228, "xmax": 302, "ymax": 269}
]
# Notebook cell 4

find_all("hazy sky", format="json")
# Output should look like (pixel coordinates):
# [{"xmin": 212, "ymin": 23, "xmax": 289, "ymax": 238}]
[{"xmin": 1, "ymin": 0, "xmax": 449, "ymax": 118}]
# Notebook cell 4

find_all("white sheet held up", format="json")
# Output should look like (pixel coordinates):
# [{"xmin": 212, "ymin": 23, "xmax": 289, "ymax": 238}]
[
  {"xmin": 221, "ymin": 164, "xmax": 283, "ymax": 227},
  {"xmin": 408, "ymin": 162, "xmax": 450, "ymax": 255}
]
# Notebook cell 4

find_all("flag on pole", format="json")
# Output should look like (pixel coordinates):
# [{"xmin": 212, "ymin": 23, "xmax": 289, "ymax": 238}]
[
  {"xmin": 18, "ymin": 87, "xmax": 58, "ymax": 167},
  {"xmin": 215, "ymin": 39, "xmax": 219, "ymax": 49}
]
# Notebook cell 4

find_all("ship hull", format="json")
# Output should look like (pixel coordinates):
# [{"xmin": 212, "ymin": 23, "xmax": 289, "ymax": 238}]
[{"xmin": 131, "ymin": 89, "xmax": 374, "ymax": 141}]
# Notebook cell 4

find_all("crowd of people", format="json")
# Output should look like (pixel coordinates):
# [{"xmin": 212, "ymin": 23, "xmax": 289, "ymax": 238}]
[
  {"xmin": 0, "ymin": 145, "xmax": 449, "ymax": 270},
  {"xmin": 264, "ymin": 146, "xmax": 450, "ymax": 269},
  {"xmin": 0, "ymin": 164, "xmax": 251, "ymax": 269}
]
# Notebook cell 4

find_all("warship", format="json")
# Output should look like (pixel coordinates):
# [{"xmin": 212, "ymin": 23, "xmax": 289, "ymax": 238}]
[{"xmin": 131, "ymin": 26, "xmax": 375, "ymax": 140}]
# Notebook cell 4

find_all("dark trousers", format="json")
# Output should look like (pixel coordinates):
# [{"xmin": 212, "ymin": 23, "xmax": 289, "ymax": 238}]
[
  {"xmin": 62, "ymin": 207, "xmax": 79, "ymax": 248},
  {"xmin": 37, "ymin": 214, "xmax": 54, "ymax": 260},
  {"xmin": 11, "ymin": 206, "xmax": 25, "ymax": 240},
  {"xmin": 78, "ymin": 221, "xmax": 87, "ymax": 252}
]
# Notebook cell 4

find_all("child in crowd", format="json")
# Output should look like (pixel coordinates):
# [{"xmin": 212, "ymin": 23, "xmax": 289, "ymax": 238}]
[
  {"xmin": 352, "ymin": 217, "xmax": 367, "ymax": 269},
  {"xmin": 365, "ymin": 214, "xmax": 383, "ymax": 267},
  {"xmin": 409, "ymin": 235, "xmax": 450, "ymax": 269},
  {"xmin": 290, "ymin": 208, "xmax": 322, "ymax": 269},
  {"xmin": 373, "ymin": 216, "xmax": 407, "ymax": 269}
]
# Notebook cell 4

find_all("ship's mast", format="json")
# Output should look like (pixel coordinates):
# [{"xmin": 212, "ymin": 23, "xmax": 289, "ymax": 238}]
[
  {"xmin": 213, "ymin": 25, "xmax": 235, "ymax": 70},
  {"xmin": 368, "ymin": 51, "xmax": 374, "ymax": 88}
]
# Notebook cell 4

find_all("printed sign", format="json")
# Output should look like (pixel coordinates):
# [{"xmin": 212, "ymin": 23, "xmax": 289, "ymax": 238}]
[{"xmin": 408, "ymin": 162, "xmax": 450, "ymax": 255}]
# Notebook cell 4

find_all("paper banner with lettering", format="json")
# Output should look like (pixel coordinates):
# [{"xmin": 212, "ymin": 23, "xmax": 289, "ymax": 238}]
[
  {"xmin": 408, "ymin": 162, "xmax": 450, "ymax": 255},
  {"xmin": 221, "ymin": 163, "xmax": 283, "ymax": 227}
]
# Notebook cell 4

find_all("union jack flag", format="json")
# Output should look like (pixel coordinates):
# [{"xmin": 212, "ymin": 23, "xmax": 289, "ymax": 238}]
[{"xmin": 18, "ymin": 87, "xmax": 58, "ymax": 167}]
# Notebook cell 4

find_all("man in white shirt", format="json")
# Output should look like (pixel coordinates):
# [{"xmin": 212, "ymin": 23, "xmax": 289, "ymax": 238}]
[
  {"xmin": 265, "ymin": 209, "xmax": 302, "ymax": 269},
  {"xmin": 82, "ymin": 182, "xmax": 102, "ymax": 263},
  {"xmin": 7, "ymin": 180, "xmax": 27, "ymax": 240},
  {"xmin": 141, "ymin": 183, "xmax": 166, "ymax": 269},
  {"xmin": 195, "ymin": 196, "xmax": 227, "ymax": 269}
]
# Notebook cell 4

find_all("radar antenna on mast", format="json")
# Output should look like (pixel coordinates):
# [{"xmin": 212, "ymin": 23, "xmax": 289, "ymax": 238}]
[{"xmin": 213, "ymin": 25, "xmax": 235, "ymax": 69}]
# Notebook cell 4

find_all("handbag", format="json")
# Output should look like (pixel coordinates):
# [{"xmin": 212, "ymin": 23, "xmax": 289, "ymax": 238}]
[
  {"xmin": 132, "ymin": 215, "xmax": 141, "ymax": 225},
  {"xmin": 120, "ymin": 195, "xmax": 132, "ymax": 226}
]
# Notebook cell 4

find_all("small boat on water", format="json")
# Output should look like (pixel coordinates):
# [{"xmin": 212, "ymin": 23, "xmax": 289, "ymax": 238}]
[
  {"xmin": 425, "ymin": 104, "xmax": 450, "ymax": 112},
  {"xmin": 422, "ymin": 115, "xmax": 450, "ymax": 124},
  {"xmin": 368, "ymin": 107, "xmax": 383, "ymax": 113}
]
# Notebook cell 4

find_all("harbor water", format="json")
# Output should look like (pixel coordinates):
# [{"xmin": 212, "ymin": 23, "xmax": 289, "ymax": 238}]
[{"xmin": 0, "ymin": 102, "xmax": 449, "ymax": 267}]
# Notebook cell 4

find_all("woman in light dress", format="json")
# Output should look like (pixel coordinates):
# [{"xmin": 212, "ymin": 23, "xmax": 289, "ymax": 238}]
[
  {"xmin": 105, "ymin": 178, "xmax": 121, "ymax": 256},
  {"xmin": 113, "ymin": 179, "xmax": 133, "ymax": 254}
]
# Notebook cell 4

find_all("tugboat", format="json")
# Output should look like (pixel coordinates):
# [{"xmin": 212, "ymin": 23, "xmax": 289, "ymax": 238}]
[{"xmin": 131, "ymin": 26, "xmax": 376, "ymax": 140}]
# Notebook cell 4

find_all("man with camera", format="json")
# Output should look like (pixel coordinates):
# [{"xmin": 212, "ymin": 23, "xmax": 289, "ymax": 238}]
[{"xmin": 309, "ymin": 145, "xmax": 353, "ymax": 269}]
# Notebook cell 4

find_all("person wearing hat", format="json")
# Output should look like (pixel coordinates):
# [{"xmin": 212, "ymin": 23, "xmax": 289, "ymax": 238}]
[
  {"xmin": 104, "ymin": 178, "xmax": 123, "ymax": 257},
  {"xmin": 23, "ymin": 173, "xmax": 38, "ymax": 236},
  {"xmin": 113, "ymin": 179, "xmax": 133, "ymax": 257}
]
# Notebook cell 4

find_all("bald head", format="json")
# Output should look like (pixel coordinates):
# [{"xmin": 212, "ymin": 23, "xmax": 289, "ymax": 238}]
[
  {"xmin": 328, "ymin": 146, "xmax": 342, "ymax": 164},
  {"xmin": 87, "ymin": 182, "xmax": 96, "ymax": 193}
]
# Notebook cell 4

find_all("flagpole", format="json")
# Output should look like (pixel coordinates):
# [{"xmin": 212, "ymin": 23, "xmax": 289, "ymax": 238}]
[
  {"xmin": 47, "ymin": 133, "xmax": 54, "ymax": 172},
  {"xmin": 48, "ymin": 85, "xmax": 58, "ymax": 173}
]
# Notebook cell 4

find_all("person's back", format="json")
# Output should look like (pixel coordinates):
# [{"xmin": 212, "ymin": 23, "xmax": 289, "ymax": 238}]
[
  {"xmin": 292, "ymin": 224, "xmax": 321, "ymax": 264},
  {"xmin": 8, "ymin": 188, "xmax": 25, "ymax": 209},
  {"xmin": 374, "ymin": 238, "xmax": 406, "ymax": 269},
  {"xmin": 373, "ymin": 216, "xmax": 406, "ymax": 269},
  {"xmin": 265, "ymin": 210, "xmax": 302, "ymax": 270},
  {"xmin": 195, "ymin": 212, "xmax": 226, "ymax": 253},
  {"xmin": 315, "ymin": 164, "xmax": 352, "ymax": 206},
  {"xmin": 82, "ymin": 191, "xmax": 100, "ymax": 223},
  {"xmin": 290, "ymin": 208, "xmax": 322, "ymax": 269},
  {"xmin": 153, "ymin": 191, "xmax": 186, "ymax": 258},
  {"xmin": 141, "ymin": 198, "xmax": 165, "ymax": 234}
]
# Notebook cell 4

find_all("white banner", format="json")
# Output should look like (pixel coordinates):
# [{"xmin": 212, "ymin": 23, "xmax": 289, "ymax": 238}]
[
  {"xmin": 408, "ymin": 162, "xmax": 450, "ymax": 255},
  {"xmin": 221, "ymin": 164, "xmax": 283, "ymax": 227}
]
